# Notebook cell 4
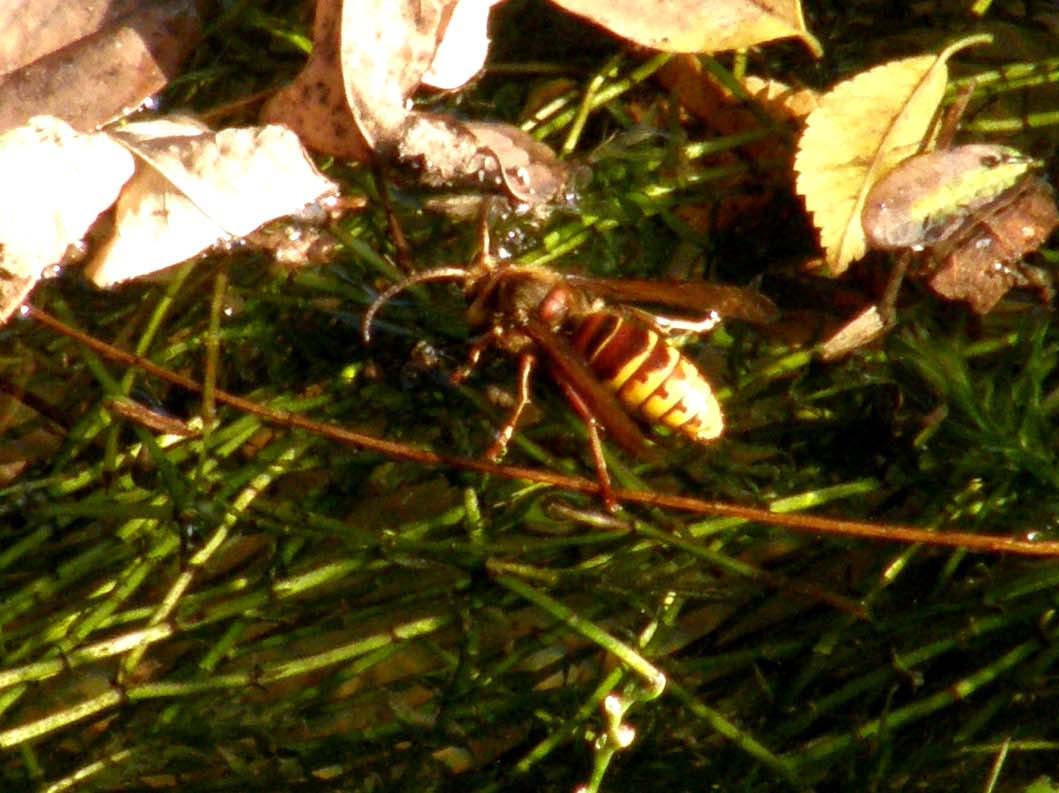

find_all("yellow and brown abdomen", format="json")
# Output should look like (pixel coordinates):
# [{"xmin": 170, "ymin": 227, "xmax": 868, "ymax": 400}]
[{"xmin": 570, "ymin": 312, "xmax": 723, "ymax": 442}]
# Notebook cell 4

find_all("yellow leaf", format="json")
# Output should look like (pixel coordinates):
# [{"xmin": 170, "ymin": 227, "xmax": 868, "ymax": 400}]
[
  {"xmin": 547, "ymin": 0, "xmax": 821, "ymax": 56},
  {"xmin": 794, "ymin": 34, "xmax": 991, "ymax": 274}
]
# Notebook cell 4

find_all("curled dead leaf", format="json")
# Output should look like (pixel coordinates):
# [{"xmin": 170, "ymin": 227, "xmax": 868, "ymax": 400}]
[
  {"xmin": 340, "ymin": 0, "xmax": 451, "ymax": 148},
  {"xmin": 421, "ymin": 0, "xmax": 504, "ymax": 90},
  {"xmin": 473, "ymin": 123, "xmax": 570, "ymax": 203},
  {"xmin": 547, "ymin": 0, "xmax": 821, "ymax": 55},
  {"xmin": 927, "ymin": 192, "xmax": 1050, "ymax": 315},
  {"xmin": 112, "ymin": 121, "xmax": 337, "ymax": 235},
  {"xmin": 270, "ymin": 0, "xmax": 566, "ymax": 203},
  {"xmin": 395, "ymin": 114, "xmax": 571, "ymax": 204},
  {"xmin": 926, "ymin": 175, "xmax": 1058, "ymax": 313},
  {"xmin": 86, "ymin": 122, "xmax": 337, "ymax": 286},
  {"xmin": 0, "ymin": 116, "xmax": 135, "ymax": 320},
  {"xmin": 262, "ymin": 0, "xmax": 371, "ymax": 162}
]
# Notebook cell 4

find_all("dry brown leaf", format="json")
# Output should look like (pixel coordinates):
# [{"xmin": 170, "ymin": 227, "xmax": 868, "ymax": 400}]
[
  {"xmin": 86, "ymin": 121, "xmax": 337, "ymax": 287},
  {"xmin": 547, "ymin": 0, "xmax": 821, "ymax": 55},
  {"xmin": 342, "ymin": 0, "xmax": 568, "ymax": 202},
  {"xmin": 400, "ymin": 115, "xmax": 570, "ymax": 203},
  {"xmin": 928, "ymin": 248, "xmax": 1032, "ymax": 314},
  {"xmin": 0, "ymin": 0, "xmax": 200, "ymax": 133},
  {"xmin": 340, "ymin": 0, "xmax": 452, "ymax": 148},
  {"xmin": 657, "ymin": 55, "xmax": 746, "ymax": 133},
  {"xmin": 794, "ymin": 35, "xmax": 991, "ymax": 275},
  {"xmin": 0, "ymin": 116, "xmax": 135, "ymax": 320},
  {"xmin": 271, "ymin": 0, "xmax": 567, "ymax": 203},
  {"xmin": 742, "ymin": 75, "xmax": 819, "ymax": 122},
  {"xmin": 112, "ymin": 121, "xmax": 337, "ymax": 234},
  {"xmin": 421, "ymin": 0, "xmax": 505, "ymax": 90},
  {"xmin": 926, "ymin": 176, "xmax": 1058, "ymax": 313},
  {"xmin": 462, "ymin": 121, "xmax": 570, "ymax": 202},
  {"xmin": 261, "ymin": 0, "xmax": 371, "ymax": 162},
  {"xmin": 655, "ymin": 56, "xmax": 801, "ymax": 157},
  {"xmin": 0, "ymin": 117, "xmax": 135, "ymax": 279},
  {"xmin": 0, "ymin": 0, "xmax": 142, "ymax": 76},
  {"xmin": 652, "ymin": 56, "xmax": 798, "ymax": 235}
]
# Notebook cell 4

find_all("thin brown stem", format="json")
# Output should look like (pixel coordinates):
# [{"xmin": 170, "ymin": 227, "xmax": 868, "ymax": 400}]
[
  {"xmin": 371, "ymin": 158, "xmax": 414, "ymax": 273},
  {"xmin": 26, "ymin": 304, "xmax": 1059, "ymax": 557}
]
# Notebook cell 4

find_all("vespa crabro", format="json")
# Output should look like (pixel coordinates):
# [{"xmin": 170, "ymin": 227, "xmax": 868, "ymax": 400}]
[{"xmin": 362, "ymin": 237, "xmax": 777, "ymax": 508}]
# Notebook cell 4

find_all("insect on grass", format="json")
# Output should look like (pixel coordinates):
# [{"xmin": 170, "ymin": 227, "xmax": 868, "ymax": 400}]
[
  {"xmin": 22, "ymin": 302, "xmax": 1059, "ymax": 557},
  {"xmin": 362, "ymin": 223, "xmax": 776, "ymax": 509}
]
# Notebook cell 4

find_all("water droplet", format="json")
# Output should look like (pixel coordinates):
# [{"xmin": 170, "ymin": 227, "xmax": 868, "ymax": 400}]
[
  {"xmin": 614, "ymin": 723, "xmax": 636, "ymax": 748},
  {"xmin": 604, "ymin": 694, "xmax": 624, "ymax": 715}
]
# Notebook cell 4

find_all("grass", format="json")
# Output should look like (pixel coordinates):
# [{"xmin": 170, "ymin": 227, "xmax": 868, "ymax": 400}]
[{"xmin": 2, "ymin": 0, "xmax": 1059, "ymax": 791}]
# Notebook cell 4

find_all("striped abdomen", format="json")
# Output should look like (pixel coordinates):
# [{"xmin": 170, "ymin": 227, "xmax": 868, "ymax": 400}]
[{"xmin": 570, "ymin": 312, "xmax": 723, "ymax": 442}]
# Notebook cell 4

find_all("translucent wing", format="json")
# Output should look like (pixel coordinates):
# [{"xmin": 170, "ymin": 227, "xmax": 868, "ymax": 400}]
[{"xmin": 564, "ymin": 276, "xmax": 778, "ymax": 324}]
